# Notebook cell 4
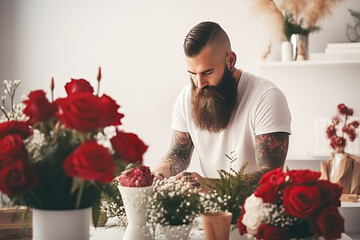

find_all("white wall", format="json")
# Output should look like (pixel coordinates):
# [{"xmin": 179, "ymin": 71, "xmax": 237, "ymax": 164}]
[{"xmin": 0, "ymin": 0, "xmax": 359, "ymax": 172}]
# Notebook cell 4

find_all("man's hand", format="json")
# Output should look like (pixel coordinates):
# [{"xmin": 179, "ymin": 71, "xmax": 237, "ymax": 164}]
[{"xmin": 175, "ymin": 171, "xmax": 212, "ymax": 193}]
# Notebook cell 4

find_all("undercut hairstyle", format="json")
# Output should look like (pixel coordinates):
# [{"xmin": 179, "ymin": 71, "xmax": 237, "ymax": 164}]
[{"xmin": 183, "ymin": 21, "xmax": 230, "ymax": 57}]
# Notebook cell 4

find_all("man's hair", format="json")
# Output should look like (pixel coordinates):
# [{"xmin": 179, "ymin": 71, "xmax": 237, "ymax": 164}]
[{"xmin": 183, "ymin": 21, "xmax": 230, "ymax": 57}]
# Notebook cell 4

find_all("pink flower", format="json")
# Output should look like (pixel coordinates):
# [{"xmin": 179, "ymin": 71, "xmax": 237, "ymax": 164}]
[{"xmin": 118, "ymin": 166, "xmax": 154, "ymax": 187}]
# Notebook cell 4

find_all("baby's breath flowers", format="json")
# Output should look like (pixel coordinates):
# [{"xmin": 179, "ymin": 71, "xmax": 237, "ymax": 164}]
[
  {"xmin": 0, "ymin": 80, "xmax": 26, "ymax": 122},
  {"xmin": 147, "ymin": 177, "xmax": 201, "ymax": 228}
]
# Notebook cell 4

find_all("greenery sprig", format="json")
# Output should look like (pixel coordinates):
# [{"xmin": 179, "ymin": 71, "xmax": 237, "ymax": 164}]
[
  {"xmin": 202, "ymin": 153, "xmax": 257, "ymax": 224},
  {"xmin": 284, "ymin": 13, "xmax": 320, "ymax": 41}
]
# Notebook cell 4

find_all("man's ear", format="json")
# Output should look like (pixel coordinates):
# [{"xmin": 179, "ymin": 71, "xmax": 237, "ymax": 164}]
[{"xmin": 226, "ymin": 51, "xmax": 237, "ymax": 69}]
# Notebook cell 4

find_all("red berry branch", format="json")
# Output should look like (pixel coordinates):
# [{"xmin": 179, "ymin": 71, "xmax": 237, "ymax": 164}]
[{"xmin": 326, "ymin": 103, "xmax": 359, "ymax": 152}]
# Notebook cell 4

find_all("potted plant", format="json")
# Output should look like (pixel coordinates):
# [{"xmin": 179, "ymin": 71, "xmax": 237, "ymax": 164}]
[
  {"xmin": 202, "ymin": 154, "xmax": 257, "ymax": 239},
  {"xmin": 148, "ymin": 177, "xmax": 201, "ymax": 240},
  {"xmin": 117, "ymin": 165, "xmax": 154, "ymax": 240},
  {"xmin": 321, "ymin": 103, "xmax": 360, "ymax": 195},
  {"xmin": 0, "ymin": 69, "xmax": 148, "ymax": 240}
]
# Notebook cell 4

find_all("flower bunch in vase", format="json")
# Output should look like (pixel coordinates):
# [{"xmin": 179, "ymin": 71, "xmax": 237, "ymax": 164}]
[
  {"xmin": 321, "ymin": 103, "xmax": 360, "ymax": 194},
  {"xmin": 117, "ymin": 165, "xmax": 154, "ymax": 240},
  {"xmin": 238, "ymin": 168, "xmax": 345, "ymax": 240},
  {"xmin": 147, "ymin": 177, "xmax": 201, "ymax": 240},
  {"xmin": 0, "ymin": 68, "xmax": 149, "ymax": 239}
]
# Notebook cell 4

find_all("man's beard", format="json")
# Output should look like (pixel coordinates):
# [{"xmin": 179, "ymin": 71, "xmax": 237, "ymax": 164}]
[{"xmin": 191, "ymin": 66, "xmax": 238, "ymax": 133}]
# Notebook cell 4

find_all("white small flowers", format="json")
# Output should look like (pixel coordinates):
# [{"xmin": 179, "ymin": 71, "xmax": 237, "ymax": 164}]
[{"xmin": 147, "ymin": 177, "xmax": 201, "ymax": 228}]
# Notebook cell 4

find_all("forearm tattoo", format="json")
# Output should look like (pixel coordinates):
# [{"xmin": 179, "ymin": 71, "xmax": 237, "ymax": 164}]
[
  {"xmin": 250, "ymin": 132, "xmax": 289, "ymax": 184},
  {"xmin": 164, "ymin": 131, "xmax": 194, "ymax": 176}
]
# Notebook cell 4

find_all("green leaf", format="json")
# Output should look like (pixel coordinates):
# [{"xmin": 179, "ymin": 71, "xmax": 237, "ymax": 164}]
[{"xmin": 92, "ymin": 193, "xmax": 101, "ymax": 228}]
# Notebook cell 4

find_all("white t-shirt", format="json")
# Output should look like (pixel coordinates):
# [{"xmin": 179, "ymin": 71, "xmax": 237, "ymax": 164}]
[{"xmin": 171, "ymin": 71, "xmax": 291, "ymax": 178}]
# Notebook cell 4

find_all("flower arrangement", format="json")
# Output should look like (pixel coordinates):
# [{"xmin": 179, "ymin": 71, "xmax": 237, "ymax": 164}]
[
  {"xmin": 253, "ymin": 0, "xmax": 344, "ymax": 40},
  {"xmin": 238, "ymin": 168, "xmax": 345, "ymax": 240},
  {"xmin": 326, "ymin": 103, "xmax": 359, "ymax": 152},
  {"xmin": 202, "ymin": 154, "xmax": 257, "ymax": 224},
  {"xmin": 147, "ymin": 177, "xmax": 201, "ymax": 228},
  {"xmin": 0, "ymin": 68, "xmax": 148, "ymax": 225}
]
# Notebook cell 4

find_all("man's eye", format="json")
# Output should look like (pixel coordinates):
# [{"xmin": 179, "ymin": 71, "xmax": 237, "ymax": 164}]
[{"xmin": 205, "ymin": 72, "xmax": 213, "ymax": 75}]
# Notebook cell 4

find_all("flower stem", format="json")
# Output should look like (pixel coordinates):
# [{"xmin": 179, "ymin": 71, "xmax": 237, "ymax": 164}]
[
  {"xmin": 75, "ymin": 181, "xmax": 85, "ymax": 209},
  {"xmin": 30, "ymin": 191, "xmax": 43, "ymax": 208}
]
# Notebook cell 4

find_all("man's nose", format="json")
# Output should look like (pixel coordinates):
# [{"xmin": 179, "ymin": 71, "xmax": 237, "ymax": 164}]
[{"xmin": 196, "ymin": 75, "xmax": 208, "ymax": 89}]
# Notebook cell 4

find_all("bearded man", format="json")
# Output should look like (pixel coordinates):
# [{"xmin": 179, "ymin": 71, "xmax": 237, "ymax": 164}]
[{"xmin": 154, "ymin": 21, "xmax": 291, "ymax": 190}]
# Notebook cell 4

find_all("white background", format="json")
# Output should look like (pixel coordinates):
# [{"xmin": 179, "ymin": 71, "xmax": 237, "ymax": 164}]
[{"xmin": 0, "ymin": 0, "xmax": 359, "ymax": 172}]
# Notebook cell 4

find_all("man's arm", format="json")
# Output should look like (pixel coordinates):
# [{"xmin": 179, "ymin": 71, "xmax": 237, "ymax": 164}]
[
  {"xmin": 249, "ymin": 132, "xmax": 289, "ymax": 184},
  {"xmin": 154, "ymin": 130, "xmax": 194, "ymax": 178}
]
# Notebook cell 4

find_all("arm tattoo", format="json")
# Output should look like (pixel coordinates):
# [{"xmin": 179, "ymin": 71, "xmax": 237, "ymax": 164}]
[
  {"xmin": 164, "ymin": 131, "xmax": 194, "ymax": 176},
  {"xmin": 250, "ymin": 132, "xmax": 289, "ymax": 184}
]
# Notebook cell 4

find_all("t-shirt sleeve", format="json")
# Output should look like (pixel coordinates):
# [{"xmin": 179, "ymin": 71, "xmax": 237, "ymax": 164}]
[
  {"xmin": 254, "ymin": 87, "xmax": 291, "ymax": 135},
  {"xmin": 170, "ymin": 86, "xmax": 189, "ymax": 133}
]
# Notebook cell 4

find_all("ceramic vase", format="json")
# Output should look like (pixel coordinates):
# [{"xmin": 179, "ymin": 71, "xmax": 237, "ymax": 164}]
[
  {"xmin": 281, "ymin": 41, "xmax": 293, "ymax": 62},
  {"xmin": 158, "ymin": 223, "xmax": 192, "ymax": 240},
  {"xmin": 118, "ymin": 185, "xmax": 153, "ymax": 240},
  {"xmin": 32, "ymin": 207, "xmax": 90, "ymax": 240}
]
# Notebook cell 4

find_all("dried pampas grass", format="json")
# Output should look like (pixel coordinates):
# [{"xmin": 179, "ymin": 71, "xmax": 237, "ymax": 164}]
[
  {"xmin": 253, "ymin": 0, "xmax": 344, "ymax": 28},
  {"xmin": 304, "ymin": 0, "xmax": 344, "ymax": 27}
]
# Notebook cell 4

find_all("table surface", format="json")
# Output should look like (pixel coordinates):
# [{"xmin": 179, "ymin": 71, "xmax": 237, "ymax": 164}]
[{"xmin": 90, "ymin": 218, "xmax": 355, "ymax": 240}]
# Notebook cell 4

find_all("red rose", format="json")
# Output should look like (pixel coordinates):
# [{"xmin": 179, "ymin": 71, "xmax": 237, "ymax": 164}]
[
  {"xmin": 313, "ymin": 205, "xmax": 344, "ymax": 240},
  {"xmin": 63, "ymin": 141, "xmax": 115, "ymax": 183},
  {"xmin": 118, "ymin": 166, "xmax": 154, "ymax": 187},
  {"xmin": 256, "ymin": 224, "xmax": 290, "ymax": 240},
  {"xmin": 0, "ymin": 135, "xmax": 27, "ymax": 166},
  {"xmin": 56, "ymin": 93, "xmax": 103, "ymax": 132},
  {"xmin": 23, "ymin": 90, "xmax": 57, "ymax": 125},
  {"xmin": 258, "ymin": 168, "xmax": 285, "ymax": 186},
  {"xmin": 287, "ymin": 169, "xmax": 321, "ymax": 185},
  {"xmin": 0, "ymin": 121, "xmax": 33, "ymax": 139},
  {"xmin": 283, "ymin": 186, "xmax": 320, "ymax": 218},
  {"xmin": 65, "ymin": 79, "xmax": 94, "ymax": 96},
  {"xmin": 315, "ymin": 180, "xmax": 342, "ymax": 208},
  {"xmin": 254, "ymin": 182, "xmax": 280, "ymax": 203},
  {"xmin": 99, "ymin": 94, "xmax": 124, "ymax": 127},
  {"xmin": 110, "ymin": 130, "xmax": 148, "ymax": 164},
  {"xmin": 0, "ymin": 158, "xmax": 38, "ymax": 195}
]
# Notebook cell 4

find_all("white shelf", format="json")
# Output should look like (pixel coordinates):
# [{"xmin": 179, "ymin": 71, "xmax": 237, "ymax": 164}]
[
  {"xmin": 258, "ymin": 59, "xmax": 360, "ymax": 67},
  {"xmin": 341, "ymin": 202, "xmax": 360, "ymax": 208}
]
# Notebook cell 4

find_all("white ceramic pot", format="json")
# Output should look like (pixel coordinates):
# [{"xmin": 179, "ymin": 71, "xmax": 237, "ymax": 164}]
[
  {"xmin": 281, "ymin": 41, "xmax": 293, "ymax": 62},
  {"xmin": 118, "ymin": 185, "xmax": 153, "ymax": 240},
  {"xmin": 32, "ymin": 207, "xmax": 90, "ymax": 240},
  {"xmin": 159, "ymin": 223, "xmax": 192, "ymax": 240}
]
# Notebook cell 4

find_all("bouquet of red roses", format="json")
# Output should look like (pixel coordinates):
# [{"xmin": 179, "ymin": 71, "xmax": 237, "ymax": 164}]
[
  {"xmin": 238, "ymin": 168, "xmax": 345, "ymax": 240},
  {"xmin": 0, "ymin": 69, "xmax": 148, "ymax": 224}
]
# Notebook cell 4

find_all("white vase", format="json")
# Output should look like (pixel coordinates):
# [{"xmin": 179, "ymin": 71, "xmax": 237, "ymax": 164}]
[
  {"xmin": 158, "ymin": 223, "xmax": 192, "ymax": 240},
  {"xmin": 32, "ymin": 207, "xmax": 90, "ymax": 240},
  {"xmin": 330, "ymin": 153, "xmax": 345, "ymax": 183},
  {"xmin": 118, "ymin": 185, "xmax": 153, "ymax": 240},
  {"xmin": 281, "ymin": 41, "xmax": 293, "ymax": 62}
]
